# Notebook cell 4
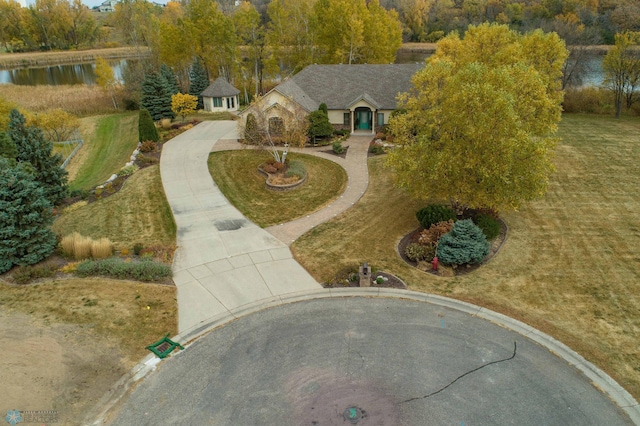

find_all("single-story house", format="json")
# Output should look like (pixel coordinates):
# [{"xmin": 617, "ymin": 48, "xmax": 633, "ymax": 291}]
[
  {"xmin": 201, "ymin": 77, "xmax": 240, "ymax": 113},
  {"xmin": 239, "ymin": 63, "xmax": 423, "ymax": 134}
]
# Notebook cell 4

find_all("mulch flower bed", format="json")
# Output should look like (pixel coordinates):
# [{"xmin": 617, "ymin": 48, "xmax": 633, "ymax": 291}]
[
  {"xmin": 398, "ymin": 218, "xmax": 508, "ymax": 277},
  {"xmin": 323, "ymin": 268, "xmax": 406, "ymax": 289}
]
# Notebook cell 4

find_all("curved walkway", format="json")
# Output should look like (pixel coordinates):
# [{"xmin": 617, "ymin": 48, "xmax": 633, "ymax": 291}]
[{"xmin": 160, "ymin": 121, "xmax": 320, "ymax": 334}]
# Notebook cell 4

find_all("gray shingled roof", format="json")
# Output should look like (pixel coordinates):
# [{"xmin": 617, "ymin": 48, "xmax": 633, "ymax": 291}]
[
  {"xmin": 201, "ymin": 77, "xmax": 240, "ymax": 97},
  {"xmin": 275, "ymin": 64, "xmax": 423, "ymax": 111}
]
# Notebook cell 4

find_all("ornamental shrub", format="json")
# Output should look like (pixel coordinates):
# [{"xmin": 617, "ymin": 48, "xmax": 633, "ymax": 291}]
[
  {"xmin": 138, "ymin": 109, "xmax": 159, "ymax": 142},
  {"xmin": 139, "ymin": 140, "xmax": 157, "ymax": 153},
  {"xmin": 76, "ymin": 258, "xmax": 171, "ymax": 282},
  {"xmin": 416, "ymin": 204, "xmax": 456, "ymax": 229},
  {"xmin": 437, "ymin": 219, "xmax": 489, "ymax": 266},
  {"xmin": 117, "ymin": 164, "xmax": 139, "ymax": 176},
  {"xmin": 405, "ymin": 243, "xmax": 434, "ymax": 262},
  {"xmin": 418, "ymin": 220, "xmax": 454, "ymax": 246},
  {"xmin": 332, "ymin": 141, "xmax": 345, "ymax": 154},
  {"xmin": 474, "ymin": 213, "xmax": 500, "ymax": 240}
]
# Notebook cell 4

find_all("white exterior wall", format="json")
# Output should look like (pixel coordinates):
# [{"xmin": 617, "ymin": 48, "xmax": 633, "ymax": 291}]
[
  {"xmin": 203, "ymin": 95, "xmax": 239, "ymax": 113},
  {"xmin": 328, "ymin": 110, "xmax": 346, "ymax": 125}
]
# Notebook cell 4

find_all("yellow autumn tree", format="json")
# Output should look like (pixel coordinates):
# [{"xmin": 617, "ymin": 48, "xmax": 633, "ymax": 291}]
[
  {"xmin": 387, "ymin": 23, "xmax": 568, "ymax": 214},
  {"xmin": 32, "ymin": 108, "xmax": 80, "ymax": 142},
  {"xmin": 171, "ymin": 93, "xmax": 197, "ymax": 122},
  {"xmin": 95, "ymin": 57, "xmax": 119, "ymax": 110}
]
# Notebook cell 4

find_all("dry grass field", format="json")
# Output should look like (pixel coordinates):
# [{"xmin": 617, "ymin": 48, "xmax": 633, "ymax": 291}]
[
  {"xmin": 292, "ymin": 113, "xmax": 640, "ymax": 399},
  {"xmin": 0, "ymin": 46, "xmax": 148, "ymax": 68},
  {"xmin": 208, "ymin": 150, "xmax": 348, "ymax": 227},
  {"xmin": 0, "ymin": 84, "xmax": 117, "ymax": 116},
  {"xmin": 53, "ymin": 165, "xmax": 176, "ymax": 250},
  {"xmin": 0, "ymin": 278, "xmax": 177, "ymax": 425}
]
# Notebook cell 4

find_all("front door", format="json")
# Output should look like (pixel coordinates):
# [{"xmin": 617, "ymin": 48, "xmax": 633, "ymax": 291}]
[{"xmin": 357, "ymin": 110, "xmax": 371, "ymax": 130}]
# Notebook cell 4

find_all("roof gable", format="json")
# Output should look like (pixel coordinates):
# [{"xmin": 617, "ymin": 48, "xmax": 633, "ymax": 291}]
[{"xmin": 201, "ymin": 77, "xmax": 240, "ymax": 97}]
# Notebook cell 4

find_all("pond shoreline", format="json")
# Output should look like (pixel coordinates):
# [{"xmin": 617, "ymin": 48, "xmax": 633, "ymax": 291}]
[
  {"xmin": 0, "ymin": 47, "xmax": 151, "ymax": 70},
  {"xmin": 1, "ymin": 43, "xmax": 614, "ymax": 70}
]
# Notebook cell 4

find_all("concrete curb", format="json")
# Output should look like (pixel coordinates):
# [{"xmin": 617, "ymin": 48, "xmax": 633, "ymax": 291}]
[{"xmin": 90, "ymin": 289, "xmax": 640, "ymax": 425}]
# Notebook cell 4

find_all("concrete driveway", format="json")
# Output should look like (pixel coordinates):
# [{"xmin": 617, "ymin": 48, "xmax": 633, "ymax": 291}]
[
  {"xmin": 160, "ymin": 121, "xmax": 319, "ymax": 334},
  {"xmin": 109, "ymin": 297, "xmax": 634, "ymax": 425}
]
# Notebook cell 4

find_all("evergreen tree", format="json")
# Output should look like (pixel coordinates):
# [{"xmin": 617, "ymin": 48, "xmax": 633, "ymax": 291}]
[
  {"xmin": 308, "ymin": 108, "xmax": 333, "ymax": 142},
  {"xmin": 8, "ymin": 110, "xmax": 68, "ymax": 205},
  {"xmin": 244, "ymin": 113, "xmax": 261, "ymax": 144},
  {"xmin": 0, "ymin": 157, "xmax": 57, "ymax": 274},
  {"xmin": 160, "ymin": 63, "xmax": 180, "ymax": 96},
  {"xmin": 138, "ymin": 109, "xmax": 159, "ymax": 142},
  {"xmin": 189, "ymin": 58, "xmax": 209, "ymax": 110},
  {"xmin": 141, "ymin": 72, "xmax": 175, "ymax": 121},
  {"xmin": 436, "ymin": 219, "xmax": 489, "ymax": 266},
  {"xmin": 0, "ymin": 131, "xmax": 17, "ymax": 160},
  {"xmin": 319, "ymin": 103, "xmax": 328, "ymax": 115}
]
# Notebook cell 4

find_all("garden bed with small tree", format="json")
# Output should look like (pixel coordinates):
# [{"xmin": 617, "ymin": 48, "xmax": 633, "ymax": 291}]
[{"xmin": 398, "ymin": 204, "xmax": 507, "ymax": 277}]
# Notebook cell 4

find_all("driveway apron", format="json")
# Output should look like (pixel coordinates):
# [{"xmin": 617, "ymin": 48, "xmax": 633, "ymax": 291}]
[{"xmin": 160, "ymin": 121, "xmax": 320, "ymax": 334}]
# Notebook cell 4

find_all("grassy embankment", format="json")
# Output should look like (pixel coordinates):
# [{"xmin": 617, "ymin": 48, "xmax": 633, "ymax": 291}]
[
  {"xmin": 208, "ymin": 150, "xmax": 348, "ymax": 227},
  {"xmin": 69, "ymin": 112, "xmax": 138, "ymax": 191},
  {"xmin": 291, "ymin": 113, "xmax": 640, "ymax": 400},
  {"xmin": 54, "ymin": 164, "xmax": 176, "ymax": 250}
]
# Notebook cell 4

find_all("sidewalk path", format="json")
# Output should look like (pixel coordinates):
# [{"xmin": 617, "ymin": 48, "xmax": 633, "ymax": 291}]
[
  {"xmin": 212, "ymin": 135, "xmax": 372, "ymax": 244},
  {"xmin": 161, "ymin": 121, "xmax": 319, "ymax": 334}
]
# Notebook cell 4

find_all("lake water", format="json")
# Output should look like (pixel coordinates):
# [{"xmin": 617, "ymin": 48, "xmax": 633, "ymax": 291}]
[
  {"xmin": 0, "ymin": 59, "xmax": 128, "ymax": 86},
  {"xmin": 0, "ymin": 54, "xmax": 605, "ymax": 87},
  {"xmin": 395, "ymin": 50, "xmax": 605, "ymax": 87}
]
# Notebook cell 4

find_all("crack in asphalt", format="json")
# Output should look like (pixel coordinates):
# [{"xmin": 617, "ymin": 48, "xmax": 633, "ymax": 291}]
[{"xmin": 398, "ymin": 341, "xmax": 518, "ymax": 404}]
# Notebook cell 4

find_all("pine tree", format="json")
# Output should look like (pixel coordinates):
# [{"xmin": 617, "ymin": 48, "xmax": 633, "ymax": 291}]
[
  {"xmin": 436, "ymin": 219, "xmax": 490, "ymax": 266},
  {"xmin": 8, "ymin": 110, "xmax": 68, "ymax": 205},
  {"xmin": 189, "ymin": 58, "xmax": 209, "ymax": 110},
  {"xmin": 160, "ymin": 63, "xmax": 180, "ymax": 96},
  {"xmin": 138, "ymin": 109, "xmax": 159, "ymax": 142},
  {"xmin": 141, "ymin": 72, "xmax": 176, "ymax": 121},
  {"xmin": 0, "ymin": 131, "xmax": 17, "ymax": 160},
  {"xmin": 0, "ymin": 157, "xmax": 57, "ymax": 273}
]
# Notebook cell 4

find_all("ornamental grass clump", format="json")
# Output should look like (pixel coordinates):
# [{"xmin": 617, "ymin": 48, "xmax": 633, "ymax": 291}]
[
  {"xmin": 284, "ymin": 161, "xmax": 306, "ymax": 179},
  {"xmin": 437, "ymin": 219, "xmax": 489, "ymax": 266},
  {"xmin": 91, "ymin": 238, "xmax": 113, "ymax": 259},
  {"xmin": 60, "ymin": 232, "xmax": 92, "ymax": 260}
]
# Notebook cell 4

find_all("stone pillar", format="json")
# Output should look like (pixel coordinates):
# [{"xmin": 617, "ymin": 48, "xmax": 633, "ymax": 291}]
[{"xmin": 359, "ymin": 263, "xmax": 371, "ymax": 287}]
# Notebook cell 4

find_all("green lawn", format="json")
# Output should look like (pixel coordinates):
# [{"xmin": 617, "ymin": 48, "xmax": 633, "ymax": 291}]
[
  {"xmin": 69, "ymin": 112, "xmax": 139, "ymax": 191},
  {"xmin": 53, "ymin": 165, "xmax": 176, "ymax": 250},
  {"xmin": 292, "ymin": 113, "xmax": 640, "ymax": 400},
  {"xmin": 208, "ymin": 150, "xmax": 348, "ymax": 227}
]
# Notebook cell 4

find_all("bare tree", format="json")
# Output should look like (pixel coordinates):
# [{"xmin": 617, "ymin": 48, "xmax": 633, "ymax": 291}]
[{"xmin": 238, "ymin": 95, "xmax": 310, "ymax": 162}]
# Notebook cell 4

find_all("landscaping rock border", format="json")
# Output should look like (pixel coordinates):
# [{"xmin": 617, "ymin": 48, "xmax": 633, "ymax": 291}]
[{"xmin": 257, "ymin": 166, "xmax": 307, "ymax": 191}]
